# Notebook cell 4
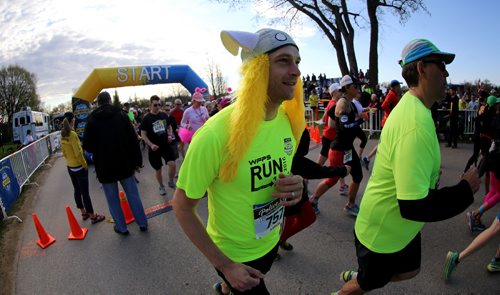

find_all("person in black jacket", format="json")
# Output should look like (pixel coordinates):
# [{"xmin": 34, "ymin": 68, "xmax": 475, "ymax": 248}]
[{"xmin": 83, "ymin": 91, "xmax": 148, "ymax": 235}]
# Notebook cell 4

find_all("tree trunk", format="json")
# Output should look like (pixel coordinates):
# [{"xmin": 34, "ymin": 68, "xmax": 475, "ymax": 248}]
[
  {"xmin": 367, "ymin": 0, "xmax": 379, "ymax": 87},
  {"xmin": 339, "ymin": 0, "xmax": 357, "ymax": 75},
  {"xmin": 332, "ymin": 29, "xmax": 350, "ymax": 75}
]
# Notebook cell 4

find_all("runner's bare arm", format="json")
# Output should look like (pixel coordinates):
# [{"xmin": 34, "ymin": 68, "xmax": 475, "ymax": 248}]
[
  {"xmin": 140, "ymin": 130, "xmax": 157, "ymax": 150},
  {"xmin": 328, "ymin": 117, "xmax": 336, "ymax": 129},
  {"xmin": 173, "ymin": 188, "xmax": 263, "ymax": 291},
  {"xmin": 335, "ymin": 98, "xmax": 347, "ymax": 117}
]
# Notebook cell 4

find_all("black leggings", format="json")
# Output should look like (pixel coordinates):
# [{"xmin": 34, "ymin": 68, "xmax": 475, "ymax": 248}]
[
  {"xmin": 67, "ymin": 167, "xmax": 94, "ymax": 214},
  {"xmin": 464, "ymin": 135, "xmax": 491, "ymax": 172}
]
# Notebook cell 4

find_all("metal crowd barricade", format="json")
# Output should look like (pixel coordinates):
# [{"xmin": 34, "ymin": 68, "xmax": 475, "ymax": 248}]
[
  {"xmin": 305, "ymin": 107, "xmax": 315, "ymax": 126},
  {"xmin": 361, "ymin": 109, "xmax": 477, "ymax": 136},
  {"xmin": 0, "ymin": 131, "xmax": 61, "ymax": 223}
]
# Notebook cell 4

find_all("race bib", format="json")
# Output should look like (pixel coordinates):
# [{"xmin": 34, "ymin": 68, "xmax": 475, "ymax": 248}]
[
  {"xmin": 343, "ymin": 149, "xmax": 353, "ymax": 163},
  {"xmin": 253, "ymin": 199, "xmax": 284, "ymax": 239},
  {"xmin": 152, "ymin": 120, "xmax": 166, "ymax": 134}
]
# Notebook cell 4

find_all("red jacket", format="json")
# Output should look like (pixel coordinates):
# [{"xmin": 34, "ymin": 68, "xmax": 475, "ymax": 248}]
[{"xmin": 381, "ymin": 89, "xmax": 400, "ymax": 127}]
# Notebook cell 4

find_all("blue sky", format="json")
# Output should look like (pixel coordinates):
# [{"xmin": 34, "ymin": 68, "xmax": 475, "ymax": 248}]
[{"xmin": 1, "ymin": 0, "xmax": 498, "ymax": 108}]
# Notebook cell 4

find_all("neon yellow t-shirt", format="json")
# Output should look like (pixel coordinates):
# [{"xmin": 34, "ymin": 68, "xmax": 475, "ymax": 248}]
[
  {"xmin": 176, "ymin": 104, "xmax": 296, "ymax": 262},
  {"xmin": 355, "ymin": 92, "xmax": 440, "ymax": 253},
  {"xmin": 309, "ymin": 94, "xmax": 319, "ymax": 107}
]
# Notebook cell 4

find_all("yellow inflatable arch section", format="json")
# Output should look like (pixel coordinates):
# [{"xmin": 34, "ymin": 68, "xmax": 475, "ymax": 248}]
[
  {"xmin": 73, "ymin": 64, "xmax": 208, "ymax": 102},
  {"xmin": 71, "ymin": 65, "xmax": 208, "ymax": 140}
]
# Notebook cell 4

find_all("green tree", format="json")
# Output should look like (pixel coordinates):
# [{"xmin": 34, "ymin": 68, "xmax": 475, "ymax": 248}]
[
  {"xmin": 112, "ymin": 89, "xmax": 121, "ymax": 108},
  {"xmin": 0, "ymin": 65, "xmax": 41, "ymax": 124},
  {"xmin": 50, "ymin": 102, "xmax": 72, "ymax": 115}
]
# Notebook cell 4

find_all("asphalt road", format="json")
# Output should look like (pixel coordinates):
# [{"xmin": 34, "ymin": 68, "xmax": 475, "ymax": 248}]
[{"xmin": 10, "ymin": 139, "xmax": 499, "ymax": 294}]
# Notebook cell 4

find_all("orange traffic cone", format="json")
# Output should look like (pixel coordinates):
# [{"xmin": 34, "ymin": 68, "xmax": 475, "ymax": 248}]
[
  {"xmin": 66, "ymin": 205, "xmax": 88, "ymax": 240},
  {"xmin": 314, "ymin": 126, "xmax": 321, "ymax": 143},
  {"xmin": 32, "ymin": 213, "xmax": 56, "ymax": 249},
  {"xmin": 309, "ymin": 124, "xmax": 316, "ymax": 139},
  {"xmin": 119, "ymin": 191, "xmax": 135, "ymax": 224}
]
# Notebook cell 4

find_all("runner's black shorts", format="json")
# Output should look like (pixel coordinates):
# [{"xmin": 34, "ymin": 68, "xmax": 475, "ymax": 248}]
[
  {"xmin": 320, "ymin": 137, "xmax": 333, "ymax": 158},
  {"xmin": 148, "ymin": 144, "xmax": 177, "ymax": 170},
  {"xmin": 355, "ymin": 231, "xmax": 421, "ymax": 291},
  {"xmin": 215, "ymin": 243, "xmax": 279, "ymax": 294}
]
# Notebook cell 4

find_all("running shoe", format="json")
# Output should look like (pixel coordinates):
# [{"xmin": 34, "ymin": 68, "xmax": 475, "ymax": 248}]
[
  {"xmin": 168, "ymin": 179, "xmax": 176, "ymax": 189},
  {"xmin": 339, "ymin": 184, "xmax": 349, "ymax": 196},
  {"xmin": 344, "ymin": 204, "xmax": 359, "ymax": 217},
  {"xmin": 487, "ymin": 258, "xmax": 500, "ymax": 272},
  {"xmin": 279, "ymin": 240, "xmax": 294, "ymax": 251},
  {"xmin": 473, "ymin": 221, "xmax": 487, "ymax": 232},
  {"xmin": 466, "ymin": 211, "xmax": 475, "ymax": 234},
  {"xmin": 213, "ymin": 282, "xmax": 225, "ymax": 295},
  {"xmin": 340, "ymin": 270, "xmax": 357, "ymax": 282},
  {"xmin": 311, "ymin": 201, "xmax": 320, "ymax": 215},
  {"xmin": 361, "ymin": 156, "xmax": 370, "ymax": 171},
  {"xmin": 444, "ymin": 251, "xmax": 459, "ymax": 281},
  {"xmin": 159, "ymin": 185, "xmax": 167, "ymax": 196}
]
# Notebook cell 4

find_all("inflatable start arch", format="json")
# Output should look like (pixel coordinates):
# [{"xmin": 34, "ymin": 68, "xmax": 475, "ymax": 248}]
[
  {"xmin": 72, "ymin": 64, "xmax": 208, "ymax": 139},
  {"xmin": 73, "ymin": 64, "xmax": 208, "ymax": 102}
]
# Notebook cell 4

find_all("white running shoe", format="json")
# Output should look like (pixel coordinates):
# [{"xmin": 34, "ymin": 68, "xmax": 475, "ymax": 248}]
[{"xmin": 159, "ymin": 185, "xmax": 167, "ymax": 196}]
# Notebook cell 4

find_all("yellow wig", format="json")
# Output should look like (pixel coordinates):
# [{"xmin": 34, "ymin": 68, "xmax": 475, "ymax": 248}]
[{"xmin": 219, "ymin": 54, "xmax": 305, "ymax": 182}]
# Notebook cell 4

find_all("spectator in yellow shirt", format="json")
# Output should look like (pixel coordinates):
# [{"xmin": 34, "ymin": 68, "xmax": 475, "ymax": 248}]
[{"xmin": 61, "ymin": 112, "xmax": 105, "ymax": 224}]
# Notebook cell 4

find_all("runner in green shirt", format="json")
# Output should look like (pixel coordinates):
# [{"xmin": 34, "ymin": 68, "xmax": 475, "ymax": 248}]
[
  {"xmin": 173, "ymin": 28, "xmax": 305, "ymax": 294},
  {"xmin": 334, "ymin": 39, "xmax": 481, "ymax": 294}
]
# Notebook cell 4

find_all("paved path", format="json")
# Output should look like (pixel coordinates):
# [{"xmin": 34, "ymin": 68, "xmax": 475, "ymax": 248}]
[{"xmin": 11, "ymin": 140, "xmax": 499, "ymax": 294}]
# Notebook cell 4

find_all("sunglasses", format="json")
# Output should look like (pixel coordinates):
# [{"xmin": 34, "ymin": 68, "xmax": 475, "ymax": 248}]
[
  {"xmin": 423, "ymin": 59, "xmax": 446, "ymax": 72},
  {"xmin": 152, "ymin": 103, "xmax": 160, "ymax": 107},
  {"xmin": 164, "ymin": 109, "xmax": 171, "ymax": 112}
]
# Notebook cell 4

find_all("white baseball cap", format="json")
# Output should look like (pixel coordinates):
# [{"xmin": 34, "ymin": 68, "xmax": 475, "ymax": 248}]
[
  {"xmin": 221, "ymin": 28, "xmax": 298, "ymax": 61},
  {"xmin": 328, "ymin": 83, "xmax": 341, "ymax": 95},
  {"xmin": 340, "ymin": 75, "xmax": 361, "ymax": 88}
]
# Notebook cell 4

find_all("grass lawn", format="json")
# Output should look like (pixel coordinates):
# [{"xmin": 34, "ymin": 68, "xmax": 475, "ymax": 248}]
[{"xmin": 0, "ymin": 143, "xmax": 20, "ymax": 160}]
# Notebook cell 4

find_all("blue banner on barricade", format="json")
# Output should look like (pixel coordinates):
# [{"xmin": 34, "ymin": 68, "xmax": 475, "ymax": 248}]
[{"xmin": 0, "ymin": 158, "xmax": 21, "ymax": 212}]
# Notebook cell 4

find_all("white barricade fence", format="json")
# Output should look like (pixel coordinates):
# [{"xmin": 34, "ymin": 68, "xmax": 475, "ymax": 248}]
[
  {"xmin": 48, "ymin": 131, "xmax": 61, "ymax": 153},
  {"xmin": 305, "ymin": 107, "xmax": 315, "ymax": 127},
  {"xmin": 361, "ymin": 109, "xmax": 477, "ymax": 136},
  {"xmin": 0, "ymin": 131, "xmax": 61, "ymax": 223},
  {"xmin": 305, "ymin": 106, "xmax": 478, "ymax": 138}
]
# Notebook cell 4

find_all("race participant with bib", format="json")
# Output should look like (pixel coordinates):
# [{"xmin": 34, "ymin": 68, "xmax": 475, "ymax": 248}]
[
  {"xmin": 140, "ymin": 95, "xmax": 178, "ymax": 196},
  {"xmin": 310, "ymin": 75, "xmax": 367, "ymax": 216},
  {"xmin": 333, "ymin": 39, "xmax": 480, "ymax": 295},
  {"xmin": 173, "ymin": 28, "xmax": 305, "ymax": 294},
  {"xmin": 317, "ymin": 83, "xmax": 349, "ymax": 197}
]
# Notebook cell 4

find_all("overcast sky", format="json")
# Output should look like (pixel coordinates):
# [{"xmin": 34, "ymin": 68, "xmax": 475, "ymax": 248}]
[{"xmin": 1, "ymin": 0, "xmax": 499, "ymax": 108}]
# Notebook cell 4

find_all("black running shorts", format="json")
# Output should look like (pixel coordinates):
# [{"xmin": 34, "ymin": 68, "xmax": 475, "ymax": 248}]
[
  {"xmin": 355, "ymin": 232, "xmax": 421, "ymax": 291},
  {"xmin": 215, "ymin": 243, "xmax": 279, "ymax": 294},
  {"xmin": 148, "ymin": 144, "xmax": 177, "ymax": 170}
]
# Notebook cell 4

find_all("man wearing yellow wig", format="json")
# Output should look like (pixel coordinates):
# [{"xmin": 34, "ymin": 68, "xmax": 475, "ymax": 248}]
[{"xmin": 173, "ymin": 28, "xmax": 305, "ymax": 294}]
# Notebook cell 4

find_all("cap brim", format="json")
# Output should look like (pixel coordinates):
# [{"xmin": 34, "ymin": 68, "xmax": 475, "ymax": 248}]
[{"xmin": 436, "ymin": 52, "xmax": 455, "ymax": 64}]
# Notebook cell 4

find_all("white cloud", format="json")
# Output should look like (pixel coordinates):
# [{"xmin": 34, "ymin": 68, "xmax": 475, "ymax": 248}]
[
  {"xmin": 0, "ymin": 0, "xmax": 258, "ymax": 107},
  {"xmin": 4, "ymin": 0, "xmax": 497, "ymax": 109}
]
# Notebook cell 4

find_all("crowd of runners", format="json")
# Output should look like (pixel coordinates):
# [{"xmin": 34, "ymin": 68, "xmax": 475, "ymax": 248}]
[{"xmin": 60, "ymin": 27, "xmax": 500, "ymax": 294}]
